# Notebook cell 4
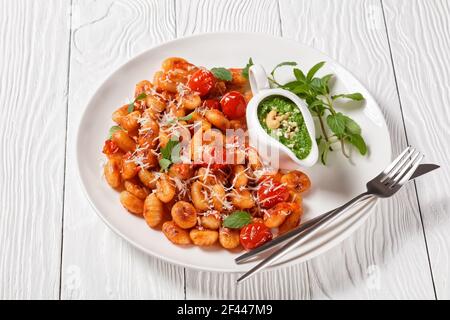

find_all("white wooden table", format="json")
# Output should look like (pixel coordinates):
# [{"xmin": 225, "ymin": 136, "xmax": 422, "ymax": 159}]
[{"xmin": 1, "ymin": 0, "xmax": 449, "ymax": 300}]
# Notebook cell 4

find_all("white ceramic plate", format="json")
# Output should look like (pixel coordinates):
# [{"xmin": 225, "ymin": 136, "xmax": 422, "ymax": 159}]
[{"xmin": 76, "ymin": 33, "xmax": 391, "ymax": 272}]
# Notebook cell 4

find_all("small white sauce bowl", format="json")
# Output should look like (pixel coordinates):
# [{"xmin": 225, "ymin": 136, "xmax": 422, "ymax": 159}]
[{"xmin": 246, "ymin": 64, "xmax": 318, "ymax": 169}]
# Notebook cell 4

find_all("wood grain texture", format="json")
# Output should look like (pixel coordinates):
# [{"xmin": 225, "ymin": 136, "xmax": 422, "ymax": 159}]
[
  {"xmin": 60, "ymin": 0, "xmax": 184, "ymax": 299},
  {"xmin": 383, "ymin": 0, "xmax": 450, "ymax": 299},
  {"xmin": 175, "ymin": 0, "xmax": 310, "ymax": 300},
  {"xmin": 1, "ymin": 0, "xmax": 445, "ymax": 300},
  {"xmin": 278, "ymin": 0, "xmax": 435, "ymax": 299},
  {"xmin": 0, "ymin": 0, "xmax": 70, "ymax": 299},
  {"xmin": 175, "ymin": 0, "xmax": 281, "ymax": 35}
]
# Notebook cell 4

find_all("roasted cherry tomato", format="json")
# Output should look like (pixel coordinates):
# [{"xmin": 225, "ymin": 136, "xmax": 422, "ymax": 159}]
[
  {"xmin": 203, "ymin": 99, "xmax": 220, "ymax": 110},
  {"xmin": 102, "ymin": 139, "xmax": 119, "ymax": 155},
  {"xmin": 187, "ymin": 69, "xmax": 216, "ymax": 96},
  {"xmin": 220, "ymin": 91, "xmax": 247, "ymax": 120},
  {"xmin": 257, "ymin": 172, "xmax": 283, "ymax": 184},
  {"xmin": 240, "ymin": 222, "xmax": 273, "ymax": 250},
  {"xmin": 197, "ymin": 146, "xmax": 228, "ymax": 170},
  {"xmin": 257, "ymin": 179, "xmax": 290, "ymax": 209}
]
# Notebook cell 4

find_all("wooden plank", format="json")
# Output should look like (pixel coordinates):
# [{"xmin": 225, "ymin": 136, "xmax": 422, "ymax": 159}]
[
  {"xmin": 279, "ymin": 0, "xmax": 435, "ymax": 299},
  {"xmin": 383, "ymin": 0, "xmax": 449, "ymax": 299},
  {"xmin": 0, "ymin": 0, "xmax": 70, "ymax": 299},
  {"xmin": 175, "ymin": 0, "xmax": 311, "ymax": 300},
  {"xmin": 60, "ymin": 0, "xmax": 184, "ymax": 299}
]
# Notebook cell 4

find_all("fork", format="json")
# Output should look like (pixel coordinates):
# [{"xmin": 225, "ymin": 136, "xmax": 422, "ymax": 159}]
[{"xmin": 236, "ymin": 146, "xmax": 424, "ymax": 283}]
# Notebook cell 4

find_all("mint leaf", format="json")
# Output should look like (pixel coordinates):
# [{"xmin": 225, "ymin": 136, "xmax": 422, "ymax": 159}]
[
  {"xmin": 293, "ymin": 68, "xmax": 306, "ymax": 81},
  {"xmin": 211, "ymin": 67, "xmax": 232, "ymax": 81},
  {"xmin": 310, "ymin": 78, "xmax": 324, "ymax": 95},
  {"xmin": 242, "ymin": 57, "xmax": 254, "ymax": 79},
  {"xmin": 308, "ymin": 99, "xmax": 326, "ymax": 116},
  {"xmin": 223, "ymin": 211, "xmax": 253, "ymax": 229},
  {"xmin": 332, "ymin": 93, "xmax": 364, "ymax": 101},
  {"xmin": 343, "ymin": 116, "xmax": 361, "ymax": 135},
  {"xmin": 348, "ymin": 134, "xmax": 367, "ymax": 155},
  {"xmin": 108, "ymin": 125, "xmax": 122, "ymax": 139},
  {"xmin": 270, "ymin": 61, "xmax": 297, "ymax": 78},
  {"xmin": 327, "ymin": 113, "xmax": 346, "ymax": 136},
  {"xmin": 159, "ymin": 158, "xmax": 172, "ymax": 172},
  {"xmin": 320, "ymin": 74, "xmax": 333, "ymax": 94},
  {"xmin": 317, "ymin": 136, "xmax": 329, "ymax": 165},
  {"xmin": 306, "ymin": 61, "xmax": 325, "ymax": 81}
]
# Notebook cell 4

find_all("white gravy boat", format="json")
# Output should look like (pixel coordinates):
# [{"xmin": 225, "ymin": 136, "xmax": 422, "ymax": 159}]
[{"xmin": 245, "ymin": 64, "xmax": 318, "ymax": 169}]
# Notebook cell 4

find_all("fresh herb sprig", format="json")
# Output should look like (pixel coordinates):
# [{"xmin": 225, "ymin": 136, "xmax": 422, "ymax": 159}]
[
  {"xmin": 241, "ymin": 58, "xmax": 254, "ymax": 79},
  {"xmin": 159, "ymin": 136, "xmax": 181, "ymax": 171},
  {"xmin": 267, "ymin": 60, "xmax": 367, "ymax": 164},
  {"xmin": 108, "ymin": 125, "xmax": 122, "ymax": 139},
  {"xmin": 223, "ymin": 211, "xmax": 252, "ymax": 229},
  {"xmin": 128, "ymin": 92, "xmax": 147, "ymax": 113},
  {"xmin": 211, "ymin": 67, "xmax": 232, "ymax": 81}
]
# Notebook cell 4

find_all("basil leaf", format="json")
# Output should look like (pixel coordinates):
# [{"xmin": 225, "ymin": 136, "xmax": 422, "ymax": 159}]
[
  {"xmin": 242, "ymin": 57, "xmax": 254, "ymax": 79},
  {"xmin": 159, "ymin": 158, "xmax": 172, "ymax": 172},
  {"xmin": 348, "ymin": 134, "xmax": 367, "ymax": 155},
  {"xmin": 223, "ymin": 211, "xmax": 253, "ymax": 229},
  {"xmin": 306, "ymin": 61, "xmax": 325, "ymax": 81},
  {"xmin": 161, "ymin": 138, "xmax": 180, "ymax": 160},
  {"xmin": 177, "ymin": 112, "xmax": 194, "ymax": 121},
  {"xmin": 326, "ymin": 113, "xmax": 346, "ymax": 136},
  {"xmin": 128, "ymin": 93, "xmax": 147, "ymax": 113},
  {"xmin": 108, "ymin": 125, "xmax": 122, "ymax": 139},
  {"xmin": 332, "ymin": 92, "xmax": 364, "ymax": 101},
  {"xmin": 136, "ymin": 92, "xmax": 147, "ymax": 101},
  {"xmin": 211, "ymin": 67, "xmax": 232, "ymax": 81}
]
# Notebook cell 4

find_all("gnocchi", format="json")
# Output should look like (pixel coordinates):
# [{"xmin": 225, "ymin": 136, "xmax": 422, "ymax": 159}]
[
  {"xmin": 189, "ymin": 229, "xmax": 219, "ymax": 246},
  {"xmin": 102, "ymin": 57, "xmax": 311, "ymax": 251},
  {"xmin": 171, "ymin": 201, "xmax": 197, "ymax": 229},
  {"xmin": 120, "ymin": 191, "xmax": 144, "ymax": 215},
  {"xmin": 143, "ymin": 193, "xmax": 164, "ymax": 228},
  {"xmin": 219, "ymin": 228, "xmax": 240, "ymax": 249},
  {"xmin": 156, "ymin": 173, "xmax": 176, "ymax": 203},
  {"xmin": 162, "ymin": 221, "xmax": 191, "ymax": 245},
  {"xmin": 104, "ymin": 158, "xmax": 122, "ymax": 189}
]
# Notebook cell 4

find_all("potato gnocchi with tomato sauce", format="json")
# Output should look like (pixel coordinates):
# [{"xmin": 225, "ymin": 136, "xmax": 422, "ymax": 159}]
[{"xmin": 102, "ymin": 57, "xmax": 311, "ymax": 251}]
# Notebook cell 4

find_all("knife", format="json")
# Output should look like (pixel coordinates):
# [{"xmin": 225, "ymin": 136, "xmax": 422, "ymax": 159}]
[{"xmin": 235, "ymin": 163, "xmax": 440, "ymax": 265}]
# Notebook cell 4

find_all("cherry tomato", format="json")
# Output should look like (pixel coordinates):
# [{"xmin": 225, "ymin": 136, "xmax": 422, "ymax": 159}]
[
  {"xmin": 220, "ymin": 91, "xmax": 247, "ymax": 120},
  {"xmin": 203, "ymin": 99, "xmax": 220, "ymax": 110},
  {"xmin": 102, "ymin": 139, "xmax": 119, "ymax": 155},
  {"xmin": 187, "ymin": 69, "xmax": 216, "ymax": 96},
  {"xmin": 197, "ymin": 146, "xmax": 228, "ymax": 170},
  {"xmin": 257, "ymin": 172, "xmax": 283, "ymax": 184},
  {"xmin": 240, "ymin": 222, "xmax": 273, "ymax": 250},
  {"xmin": 257, "ymin": 179, "xmax": 290, "ymax": 209}
]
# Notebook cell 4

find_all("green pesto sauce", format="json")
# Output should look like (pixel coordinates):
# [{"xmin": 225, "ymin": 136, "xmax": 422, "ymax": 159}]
[{"xmin": 257, "ymin": 96, "xmax": 312, "ymax": 160}]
